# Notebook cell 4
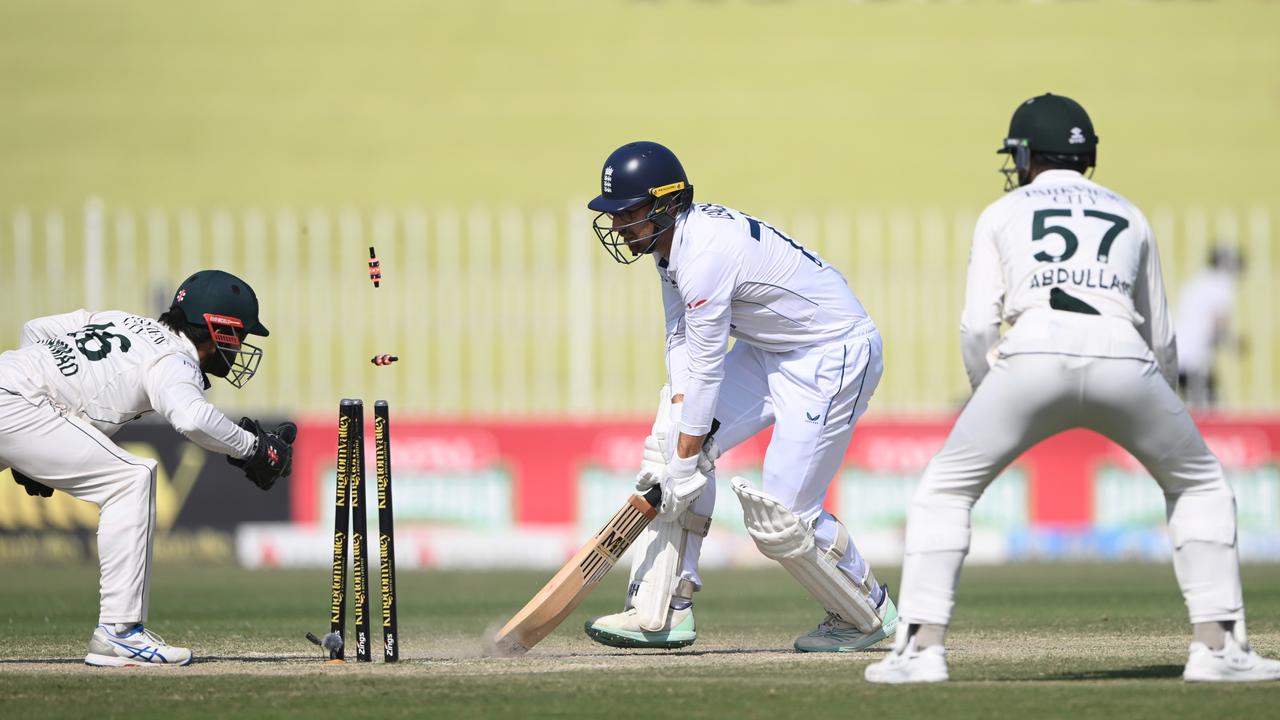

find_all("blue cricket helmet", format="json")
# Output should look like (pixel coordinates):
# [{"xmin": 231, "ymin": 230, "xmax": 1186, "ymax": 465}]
[{"xmin": 588, "ymin": 141, "xmax": 695, "ymax": 264}]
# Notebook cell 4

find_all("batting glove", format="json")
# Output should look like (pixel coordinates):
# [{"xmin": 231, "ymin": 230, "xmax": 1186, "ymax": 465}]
[
  {"xmin": 658, "ymin": 451, "xmax": 707, "ymax": 521},
  {"xmin": 635, "ymin": 432, "xmax": 667, "ymax": 492}
]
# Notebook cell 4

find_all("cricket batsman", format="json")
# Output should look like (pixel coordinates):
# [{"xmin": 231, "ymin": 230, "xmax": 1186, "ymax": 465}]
[
  {"xmin": 582, "ymin": 141, "xmax": 895, "ymax": 652},
  {"xmin": 865, "ymin": 94, "xmax": 1280, "ymax": 683},
  {"xmin": 0, "ymin": 269, "xmax": 296, "ymax": 667}
]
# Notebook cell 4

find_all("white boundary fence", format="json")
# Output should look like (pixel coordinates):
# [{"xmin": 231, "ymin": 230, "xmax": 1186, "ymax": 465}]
[{"xmin": 1, "ymin": 199, "xmax": 1275, "ymax": 416}]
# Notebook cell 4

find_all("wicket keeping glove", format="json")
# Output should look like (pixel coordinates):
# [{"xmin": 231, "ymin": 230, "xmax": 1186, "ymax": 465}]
[
  {"xmin": 228, "ymin": 418, "xmax": 297, "ymax": 491},
  {"xmin": 10, "ymin": 468, "xmax": 54, "ymax": 498}
]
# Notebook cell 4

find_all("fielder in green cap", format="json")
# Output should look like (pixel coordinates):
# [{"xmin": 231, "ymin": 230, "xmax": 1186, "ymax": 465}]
[
  {"xmin": 867, "ymin": 94, "xmax": 1280, "ymax": 684},
  {"xmin": 0, "ymin": 269, "xmax": 295, "ymax": 667}
]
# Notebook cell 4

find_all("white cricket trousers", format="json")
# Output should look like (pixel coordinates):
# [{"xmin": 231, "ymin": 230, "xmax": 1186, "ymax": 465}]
[
  {"xmin": 898, "ymin": 353, "xmax": 1242, "ymax": 628},
  {"xmin": 0, "ymin": 389, "xmax": 157, "ymax": 624},
  {"xmin": 677, "ymin": 325, "xmax": 884, "ymax": 589}
]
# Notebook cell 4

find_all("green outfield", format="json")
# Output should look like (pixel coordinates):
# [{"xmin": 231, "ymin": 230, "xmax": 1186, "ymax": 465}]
[
  {"xmin": 2, "ymin": 1, "xmax": 1279, "ymax": 416},
  {"xmin": 3, "ymin": 563, "xmax": 1280, "ymax": 718},
  {"xmin": 0, "ymin": 1, "xmax": 1277, "ymax": 211}
]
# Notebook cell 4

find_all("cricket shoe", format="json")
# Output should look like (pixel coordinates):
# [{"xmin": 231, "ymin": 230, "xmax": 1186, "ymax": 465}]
[
  {"xmin": 864, "ymin": 636, "xmax": 948, "ymax": 684},
  {"xmin": 583, "ymin": 606, "xmax": 696, "ymax": 649},
  {"xmin": 795, "ymin": 594, "xmax": 897, "ymax": 653},
  {"xmin": 85, "ymin": 624, "xmax": 193, "ymax": 667},
  {"xmin": 1184, "ymin": 632, "xmax": 1280, "ymax": 682}
]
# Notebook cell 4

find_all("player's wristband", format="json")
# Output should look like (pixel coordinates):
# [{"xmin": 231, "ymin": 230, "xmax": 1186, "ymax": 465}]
[{"xmin": 667, "ymin": 452, "xmax": 699, "ymax": 479}]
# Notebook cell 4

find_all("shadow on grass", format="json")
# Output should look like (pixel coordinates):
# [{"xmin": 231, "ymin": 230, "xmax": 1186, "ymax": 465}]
[
  {"xmin": 554, "ymin": 646, "xmax": 892, "ymax": 659},
  {"xmin": 1, "ymin": 654, "xmax": 317, "ymax": 665},
  {"xmin": 1027, "ymin": 664, "xmax": 1184, "ymax": 681},
  {"xmin": 197, "ymin": 655, "xmax": 317, "ymax": 664}
]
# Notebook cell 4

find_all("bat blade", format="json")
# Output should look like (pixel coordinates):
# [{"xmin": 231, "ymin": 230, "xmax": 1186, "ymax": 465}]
[{"xmin": 492, "ymin": 486, "xmax": 661, "ymax": 655}]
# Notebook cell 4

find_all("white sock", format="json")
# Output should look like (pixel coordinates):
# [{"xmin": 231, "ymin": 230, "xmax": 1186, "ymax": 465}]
[
  {"xmin": 1193, "ymin": 621, "xmax": 1233, "ymax": 651},
  {"xmin": 112, "ymin": 622, "xmax": 140, "ymax": 635},
  {"xmin": 914, "ymin": 623, "xmax": 947, "ymax": 648}
]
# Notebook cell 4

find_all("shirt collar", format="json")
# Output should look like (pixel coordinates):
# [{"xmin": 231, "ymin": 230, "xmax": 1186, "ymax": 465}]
[
  {"xmin": 662, "ymin": 209, "xmax": 692, "ymax": 270},
  {"xmin": 174, "ymin": 329, "xmax": 212, "ymax": 390},
  {"xmin": 1030, "ymin": 169, "xmax": 1088, "ymax": 185}
]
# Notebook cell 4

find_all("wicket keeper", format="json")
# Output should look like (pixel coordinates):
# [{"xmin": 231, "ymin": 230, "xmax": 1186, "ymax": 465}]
[{"xmin": 0, "ymin": 270, "xmax": 296, "ymax": 667}]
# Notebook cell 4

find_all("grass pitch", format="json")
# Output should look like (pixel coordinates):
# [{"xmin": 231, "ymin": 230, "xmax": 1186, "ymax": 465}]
[{"xmin": 2, "ymin": 563, "xmax": 1280, "ymax": 718}]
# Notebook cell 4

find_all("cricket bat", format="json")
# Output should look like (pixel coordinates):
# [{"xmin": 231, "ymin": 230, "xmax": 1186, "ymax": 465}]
[{"xmin": 492, "ymin": 485, "xmax": 662, "ymax": 655}]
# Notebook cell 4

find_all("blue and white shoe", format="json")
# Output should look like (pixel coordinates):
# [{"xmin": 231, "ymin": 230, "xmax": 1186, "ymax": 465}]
[{"xmin": 85, "ymin": 624, "xmax": 193, "ymax": 667}]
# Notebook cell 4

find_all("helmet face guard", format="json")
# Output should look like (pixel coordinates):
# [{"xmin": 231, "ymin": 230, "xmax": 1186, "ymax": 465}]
[
  {"xmin": 999, "ymin": 138, "xmax": 1096, "ymax": 192},
  {"xmin": 203, "ymin": 312, "xmax": 263, "ymax": 388},
  {"xmin": 999, "ymin": 138, "xmax": 1031, "ymax": 191},
  {"xmin": 592, "ymin": 182, "xmax": 692, "ymax": 264}
]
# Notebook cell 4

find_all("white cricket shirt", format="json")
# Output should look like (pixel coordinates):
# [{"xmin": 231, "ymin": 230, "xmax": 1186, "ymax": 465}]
[
  {"xmin": 0, "ymin": 309, "xmax": 256, "ymax": 458},
  {"xmin": 961, "ymin": 169, "xmax": 1177, "ymax": 389},
  {"xmin": 658, "ymin": 203, "xmax": 874, "ymax": 436}
]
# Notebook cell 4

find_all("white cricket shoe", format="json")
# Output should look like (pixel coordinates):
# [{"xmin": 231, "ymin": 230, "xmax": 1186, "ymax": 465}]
[
  {"xmin": 1184, "ymin": 633, "xmax": 1280, "ymax": 682},
  {"xmin": 85, "ymin": 624, "xmax": 193, "ymax": 667},
  {"xmin": 584, "ymin": 606, "xmax": 696, "ymax": 649},
  {"xmin": 795, "ymin": 595, "xmax": 897, "ymax": 652},
  {"xmin": 864, "ymin": 636, "xmax": 948, "ymax": 684}
]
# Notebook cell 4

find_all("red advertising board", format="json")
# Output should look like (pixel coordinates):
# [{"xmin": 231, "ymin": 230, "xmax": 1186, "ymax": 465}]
[{"xmin": 290, "ymin": 415, "xmax": 1280, "ymax": 531}]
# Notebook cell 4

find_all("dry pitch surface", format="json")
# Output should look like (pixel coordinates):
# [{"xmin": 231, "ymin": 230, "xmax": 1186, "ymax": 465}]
[{"xmin": 3, "ymin": 563, "xmax": 1280, "ymax": 719}]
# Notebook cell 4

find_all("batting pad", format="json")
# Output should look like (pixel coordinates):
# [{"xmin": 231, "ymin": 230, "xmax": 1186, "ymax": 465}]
[
  {"xmin": 730, "ymin": 476, "xmax": 882, "ymax": 632},
  {"xmin": 627, "ymin": 512, "xmax": 708, "ymax": 631}
]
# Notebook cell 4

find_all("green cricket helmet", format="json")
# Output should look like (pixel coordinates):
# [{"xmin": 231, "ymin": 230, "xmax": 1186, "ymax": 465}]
[
  {"xmin": 171, "ymin": 269, "xmax": 268, "ymax": 388},
  {"xmin": 998, "ymin": 93, "xmax": 1098, "ymax": 190}
]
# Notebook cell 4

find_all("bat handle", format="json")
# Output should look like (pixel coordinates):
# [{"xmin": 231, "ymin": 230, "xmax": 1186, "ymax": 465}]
[{"xmin": 642, "ymin": 484, "xmax": 662, "ymax": 509}]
